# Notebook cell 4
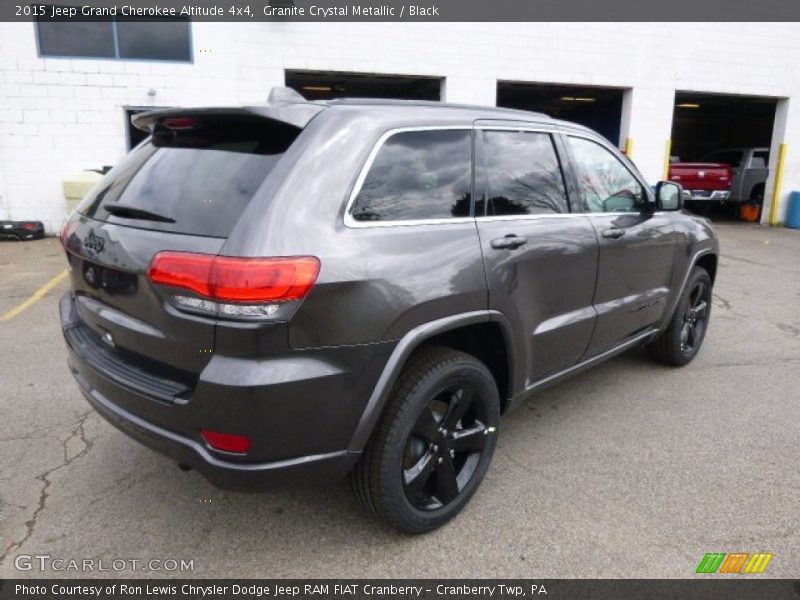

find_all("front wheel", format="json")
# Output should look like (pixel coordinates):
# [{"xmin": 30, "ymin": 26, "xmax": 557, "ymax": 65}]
[
  {"xmin": 648, "ymin": 267, "xmax": 712, "ymax": 366},
  {"xmin": 351, "ymin": 346, "xmax": 500, "ymax": 534}
]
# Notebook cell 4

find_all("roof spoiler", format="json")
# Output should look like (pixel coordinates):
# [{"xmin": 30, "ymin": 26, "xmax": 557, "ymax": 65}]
[
  {"xmin": 132, "ymin": 88, "xmax": 323, "ymax": 132},
  {"xmin": 131, "ymin": 105, "xmax": 324, "ymax": 133},
  {"xmin": 267, "ymin": 86, "xmax": 306, "ymax": 105}
]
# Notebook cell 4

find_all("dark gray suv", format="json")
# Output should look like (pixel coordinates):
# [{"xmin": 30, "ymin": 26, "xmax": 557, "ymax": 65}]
[{"xmin": 60, "ymin": 90, "xmax": 718, "ymax": 533}]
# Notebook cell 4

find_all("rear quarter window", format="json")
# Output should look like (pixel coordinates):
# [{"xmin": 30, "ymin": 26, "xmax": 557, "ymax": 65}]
[
  {"xmin": 751, "ymin": 151, "xmax": 769, "ymax": 168},
  {"xmin": 78, "ymin": 115, "xmax": 300, "ymax": 238},
  {"xmin": 350, "ymin": 129, "xmax": 472, "ymax": 223}
]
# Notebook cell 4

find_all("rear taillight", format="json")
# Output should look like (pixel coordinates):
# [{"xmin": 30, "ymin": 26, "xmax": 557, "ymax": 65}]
[
  {"xmin": 23, "ymin": 222, "xmax": 37, "ymax": 231},
  {"xmin": 60, "ymin": 221, "xmax": 73, "ymax": 261},
  {"xmin": 201, "ymin": 429, "xmax": 251, "ymax": 454},
  {"xmin": 148, "ymin": 252, "xmax": 320, "ymax": 319}
]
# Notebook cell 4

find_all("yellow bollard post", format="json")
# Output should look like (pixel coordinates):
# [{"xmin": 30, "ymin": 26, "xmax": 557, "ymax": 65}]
[
  {"xmin": 769, "ymin": 143, "xmax": 788, "ymax": 226},
  {"xmin": 663, "ymin": 139, "xmax": 672, "ymax": 180}
]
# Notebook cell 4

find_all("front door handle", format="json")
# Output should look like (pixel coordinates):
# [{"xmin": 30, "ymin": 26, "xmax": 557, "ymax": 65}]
[
  {"xmin": 601, "ymin": 228, "xmax": 626, "ymax": 240},
  {"xmin": 490, "ymin": 234, "xmax": 527, "ymax": 250}
]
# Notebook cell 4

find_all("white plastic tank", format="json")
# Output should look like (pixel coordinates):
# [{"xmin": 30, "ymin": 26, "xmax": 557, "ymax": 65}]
[{"xmin": 62, "ymin": 170, "xmax": 103, "ymax": 214}]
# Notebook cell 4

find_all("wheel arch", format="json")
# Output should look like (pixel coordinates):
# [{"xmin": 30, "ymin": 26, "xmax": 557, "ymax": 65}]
[
  {"xmin": 346, "ymin": 310, "xmax": 517, "ymax": 455},
  {"xmin": 695, "ymin": 253, "xmax": 718, "ymax": 286},
  {"xmin": 660, "ymin": 248, "xmax": 717, "ymax": 331},
  {"xmin": 418, "ymin": 321, "xmax": 513, "ymax": 411},
  {"xmin": 750, "ymin": 182, "xmax": 765, "ymax": 201}
]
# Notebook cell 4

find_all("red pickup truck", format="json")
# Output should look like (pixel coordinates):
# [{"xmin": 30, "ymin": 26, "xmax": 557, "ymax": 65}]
[{"xmin": 668, "ymin": 161, "xmax": 733, "ymax": 203}]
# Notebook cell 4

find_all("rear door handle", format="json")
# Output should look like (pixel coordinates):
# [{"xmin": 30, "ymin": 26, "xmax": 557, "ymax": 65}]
[
  {"xmin": 601, "ymin": 228, "xmax": 626, "ymax": 240},
  {"xmin": 490, "ymin": 234, "xmax": 527, "ymax": 250}
]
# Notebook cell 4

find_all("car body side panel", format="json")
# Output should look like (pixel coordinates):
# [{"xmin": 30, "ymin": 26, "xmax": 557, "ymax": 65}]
[
  {"xmin": 476, "ymin": 216, "xmax": 599, "ymax": 384},
  {"xmin": 658, "ymin": 212, "xmax": 719, "ymax": 328},
  {"xmin": 736, "ymin": 149, "xmax": 769, "ymax": 201},
  {"xmin": 582, "ymin": 212, "xmax": 676, "ymax": 357},
  {"xmin": 287, "ymin": 223, "xmax": 488, "ymax": 348},
  {"xmin": 224, "ymin": 109, "xmax": 489, "ymax": 349}
]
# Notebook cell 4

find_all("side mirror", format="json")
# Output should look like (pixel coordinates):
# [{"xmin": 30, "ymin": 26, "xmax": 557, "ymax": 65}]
[{"xmin": 655, "ymin": 181, "xmax": 683, "ymax": 211}]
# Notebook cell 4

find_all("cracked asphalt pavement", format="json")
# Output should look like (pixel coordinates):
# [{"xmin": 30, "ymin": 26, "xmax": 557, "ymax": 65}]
[{"xmin": 0, "ymin": 223, "xmax": 798, "ymax": 578}]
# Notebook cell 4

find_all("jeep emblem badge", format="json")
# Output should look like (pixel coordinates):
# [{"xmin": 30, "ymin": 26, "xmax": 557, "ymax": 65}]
[{"xmin": 82, "ymin": 229, "xmax": 105, "ymax": 255}]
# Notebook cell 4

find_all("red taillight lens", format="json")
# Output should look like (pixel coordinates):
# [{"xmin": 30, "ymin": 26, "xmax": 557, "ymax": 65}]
[
  {"xmin": 210, "ymin": 256, "xmax": 320, "ymax": 302},
  {"xmin": 148, "ymin": 252, "xmax": 214, "ymax": 297},
  {"xmin": 201, "ymin": 429, "xmax": 251, "ymax": 454},
  {"xmin": 148, "ymin": 252, "xmax": 320, "ymax": 303},
  {"xmin": 23, "ymin": 222, "xmax": 37, "ymax": 231}
]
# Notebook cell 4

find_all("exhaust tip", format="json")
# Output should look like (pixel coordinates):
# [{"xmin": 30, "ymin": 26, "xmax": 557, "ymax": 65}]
[{"xmin": 178, "ymin": 463, "xmax": 193, "ymax": 472}]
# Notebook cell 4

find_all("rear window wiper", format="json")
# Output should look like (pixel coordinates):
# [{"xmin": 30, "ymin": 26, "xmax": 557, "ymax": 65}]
[{"xmin": 103, "ymin": 204, "xmax": 176, "ymax": 223}]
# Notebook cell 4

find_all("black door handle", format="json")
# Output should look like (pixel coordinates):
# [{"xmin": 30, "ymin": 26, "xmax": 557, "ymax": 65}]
[
  {"xmin": 490, "ymin": 234, "xmax": 527, "ymax": 250},
  {"xmin": 601, "ymin": 228, "xmax": 626, "ymax": 240}
]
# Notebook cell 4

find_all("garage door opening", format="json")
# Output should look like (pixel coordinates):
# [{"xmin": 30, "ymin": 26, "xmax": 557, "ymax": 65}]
[
  {"xmin": 286, "ymin": 70, "xmax": 442, "ymax": 101},
  {"xmin": 670, "ymin": 91, "xmax": 778, "ymax": 220},
  {"xmin": 497, "ymin": 81, "xmax": 626, "ymax": 147}
]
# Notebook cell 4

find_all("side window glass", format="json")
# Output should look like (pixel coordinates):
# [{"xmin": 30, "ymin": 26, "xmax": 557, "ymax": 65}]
[
  {"xmin": 703, "ymin": 150, "xmax": 743, "ymax": 168},
  {"xmin": 567, "ymin": 136, "xmax": 645, "ymax": 213},
  {"xmin": 480, "ymin": 130, "xmax": 569, "ymax": 216},
  {"xmin": 751, "ymin": 151, "xmax": 769, "ymax": 168},
  {"xmin": 351, "ymin": 129, "xmax": 472, "ymax": 222}
]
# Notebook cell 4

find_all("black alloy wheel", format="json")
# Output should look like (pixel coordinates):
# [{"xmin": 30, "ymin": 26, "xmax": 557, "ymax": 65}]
[
  {"xmin": 402, "ymin": 382, "xmax": 492, "ymax": 510},
  {"xmin": 680, "ymin": 280, "xmax": 710, "ymax": 354},
  {"xmin": 352, "ymin": 346, "xmax": 500, "ymax": 534},
  {"xmin": 648, "ymin": 266, "xmax": 712, "ymax": 366}
]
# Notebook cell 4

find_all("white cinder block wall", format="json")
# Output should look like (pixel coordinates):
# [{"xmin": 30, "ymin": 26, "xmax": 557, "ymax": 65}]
[{"xmin": 2, "ymin": 22, "xmax": 800, "ymax": 232}]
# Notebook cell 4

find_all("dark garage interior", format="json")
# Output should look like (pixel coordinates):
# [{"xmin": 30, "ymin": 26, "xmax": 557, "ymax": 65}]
[
  {"xmin": 670, "ymin": 91, "xmax": 777, "ymax": 161},
  {"xmin": 496, "ymin": 81, "xmax": 625, "ymax": 146},
  {"xmin": 286, "ymin": 70, "xmax": 442, "ymax": 101},
  {"xmin": 670, "ymin": 91, "xmax": 778, "ymax": 221}
]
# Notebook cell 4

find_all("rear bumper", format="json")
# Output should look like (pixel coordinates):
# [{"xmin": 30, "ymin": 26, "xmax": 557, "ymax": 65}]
[
  {"xmin": 0, "ymin": 220, "xmax": 45, "ymax": 240},
  {"xmin": 73, "ymin": 372, "xmax": 355, "ymax": 489},
  {"xmin": 61, "ymin": 292, "xmax": 392, "ymax": 490},
  {"xmin": 687, "ymin": 190, "xmax": 732, "ymax": 202}
]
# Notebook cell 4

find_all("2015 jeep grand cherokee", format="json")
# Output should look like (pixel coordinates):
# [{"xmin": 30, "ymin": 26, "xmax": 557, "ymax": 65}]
[{"xmin": 60, "ymin": 90, "xmax": 718, "ymax": 533}]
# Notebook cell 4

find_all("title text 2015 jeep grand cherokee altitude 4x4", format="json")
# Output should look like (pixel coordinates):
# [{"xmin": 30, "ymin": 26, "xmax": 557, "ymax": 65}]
[{"xmin": 60, "ymin": 90, "xmax": 718, "ymax": 533}]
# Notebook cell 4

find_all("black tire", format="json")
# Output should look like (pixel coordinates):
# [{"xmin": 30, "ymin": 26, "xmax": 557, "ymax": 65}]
[
  {"xmin": 648, "ymin": 267, "xmax": 712, "ymax": 366},
  {"xmin": 750, "ymin": 184, "xmax": 765, "ymax": 205},
  {"xmin": 351, "ymin": 346, "xmax": 500, "ymax": 534}
]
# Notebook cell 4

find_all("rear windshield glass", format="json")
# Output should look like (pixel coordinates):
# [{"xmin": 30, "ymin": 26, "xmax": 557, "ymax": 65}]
[
  {"xmin": 77, "ymin": 115, "xmax": 300, "ymax": 237},
  {"xmin": 702, "ymin": 150, "xmax": 743, "ymax": 167}
]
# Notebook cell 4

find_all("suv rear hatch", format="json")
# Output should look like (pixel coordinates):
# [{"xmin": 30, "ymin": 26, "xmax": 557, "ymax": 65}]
[{"xmin": 61, "ymin": 108, "xmax": 316, "ymax": 399}]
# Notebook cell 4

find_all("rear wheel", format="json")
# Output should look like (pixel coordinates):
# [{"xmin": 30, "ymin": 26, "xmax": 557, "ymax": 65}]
[
  {"xmin": 648, "ymin": 267, "xmax": 712, "ymax": 366},
  {"xmin": 750, "ymin": 183, "xmax": 765, "ymax": 204},
  {"xmin": 351, "ymin": 346, "xmax": 500, "ymax": 534}
]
